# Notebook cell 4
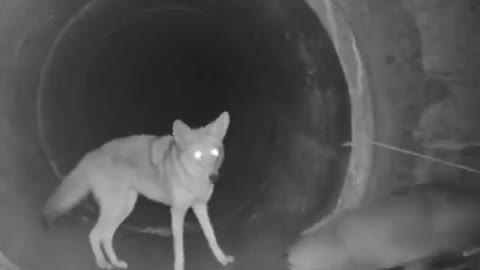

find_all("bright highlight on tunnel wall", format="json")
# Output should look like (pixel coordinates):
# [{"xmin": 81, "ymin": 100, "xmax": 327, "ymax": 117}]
[{"xmin": 37, "ymin": 0, "xmax": 352, "ymax": 234}]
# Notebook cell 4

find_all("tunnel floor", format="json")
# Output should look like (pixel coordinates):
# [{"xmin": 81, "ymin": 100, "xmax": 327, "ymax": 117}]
[{"xmin": 39, "ymin": 208, "xmax": 299, "ymax": 270}]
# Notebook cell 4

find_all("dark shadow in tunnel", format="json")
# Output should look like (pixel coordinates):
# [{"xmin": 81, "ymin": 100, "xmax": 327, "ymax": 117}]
[
  {"xmin": 81, "ymin": 8, "xmax": 262, "ymax": 230},
  {"xmin": 37, "ymin": 0, "xmax": 350, "ymax": 268}
]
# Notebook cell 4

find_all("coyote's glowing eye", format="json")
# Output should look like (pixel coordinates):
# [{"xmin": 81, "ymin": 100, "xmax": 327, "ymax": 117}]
[
  {"xmin": 210, "ymin": 148, "xmax": 219, "ymax": 157},
  {"xmin": 193, "ymin": 150, "xmax": 203, "ymax": 160}
]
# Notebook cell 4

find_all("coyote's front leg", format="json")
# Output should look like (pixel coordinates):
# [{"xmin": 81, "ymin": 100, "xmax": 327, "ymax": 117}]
[
  {"xmin": 171, "ymin": 206, "xmax": 188, "ymax": 270},
  {"xmin": 192, "ymin": 203, "xmax": 234, "ymax": 266}
]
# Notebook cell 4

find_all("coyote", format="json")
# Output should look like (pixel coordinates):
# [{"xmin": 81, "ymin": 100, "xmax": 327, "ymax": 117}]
[
  {"xmin": 42, "ymin": 112, "xmax": 234, "ymax": 270},
  {"xmin": 287, "ymin": 182, "xmax": 480, "ymax": 270}
]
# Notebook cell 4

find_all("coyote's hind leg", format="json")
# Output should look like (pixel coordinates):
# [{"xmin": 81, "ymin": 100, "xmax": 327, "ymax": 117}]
[
  {"xmin": 90, "ymin": 190, "xmax": 138, "ymax": 269},
  {"xmin": 89, "ymin": 218, "xmax": 113, "ymax": 269}
]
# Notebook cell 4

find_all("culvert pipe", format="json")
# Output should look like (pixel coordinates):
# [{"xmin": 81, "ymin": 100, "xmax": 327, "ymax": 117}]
[
  {"xmin": 2, "ymin": 0, "xmax": 479, "ymax": 270},
  {"xmin": 1, "ymin": 0, "xmax": 355, "ymax": 269}
]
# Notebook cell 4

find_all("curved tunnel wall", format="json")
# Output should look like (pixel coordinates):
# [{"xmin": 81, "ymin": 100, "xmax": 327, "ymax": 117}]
[
  {"xmin": 1, "ymin": 0, "xmax": 480, "ymax": 270},
  {"xmin": 38, "ymin": 0, "xmax": 351, "ymax": 237}
]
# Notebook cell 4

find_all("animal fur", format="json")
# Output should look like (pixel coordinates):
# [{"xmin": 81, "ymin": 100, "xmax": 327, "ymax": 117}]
[{"xmin": 42, "ymin": 112, "xmax": 234, "ymax": 270}]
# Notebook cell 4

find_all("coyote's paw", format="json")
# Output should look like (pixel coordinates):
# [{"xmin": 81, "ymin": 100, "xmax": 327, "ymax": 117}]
[
  {"xmin": 217, "ymin": 254, "xmax": 234, "ymax": 266},
  {"xmin": 96, "ymin": 259, "xmax": 113, "ymax": 269},
  {"xmin": 112, "ymin": 260, "xmax": 128, "ymax": 269}
]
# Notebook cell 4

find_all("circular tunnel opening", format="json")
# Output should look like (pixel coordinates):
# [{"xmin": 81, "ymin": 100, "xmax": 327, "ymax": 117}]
[
  {"xmin": 37, "ymin": 0, "xmax": 350, "ymax": 266},
  {"xmin": 81, "ymin": 8, "xmax": 266, "ymax": 230}
]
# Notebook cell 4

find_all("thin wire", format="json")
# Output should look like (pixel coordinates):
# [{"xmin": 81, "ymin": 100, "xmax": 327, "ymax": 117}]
[{"xmin": 342, "ymin": 140, "xmax": 480, "ymax": 175}]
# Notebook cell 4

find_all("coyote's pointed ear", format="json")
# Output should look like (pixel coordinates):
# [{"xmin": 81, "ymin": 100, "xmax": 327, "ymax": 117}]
[
  {"xmin": 208, "ymin": 111, "xmax": 230, "ymax": 140},
  {"xmin": 173, "ymin": 119, "xmax": 193, "ymax": 144}
]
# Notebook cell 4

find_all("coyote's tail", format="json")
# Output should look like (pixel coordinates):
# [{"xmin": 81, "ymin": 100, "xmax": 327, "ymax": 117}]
[{"xmin": 42, "ymin": 169, "xmax": 90, "ymax": 229}]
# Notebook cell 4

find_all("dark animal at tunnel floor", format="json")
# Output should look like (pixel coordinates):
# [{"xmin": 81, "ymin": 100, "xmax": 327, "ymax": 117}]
[
  {"xmin": 286, "ymin": 181, "xmax": 480, "ymax": 270},
  {"xmin": 0, "ymin": 250, "xmax": 21, "ymax": 270},
  {"xmin": 42, "ymin": 112, "xmax": 234, "ymax": 270}
]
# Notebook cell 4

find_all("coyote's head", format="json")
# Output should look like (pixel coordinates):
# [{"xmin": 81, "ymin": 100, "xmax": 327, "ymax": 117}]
[{"xmin": 172, "ymin": 111, "xmax": 230, "ymax": 184}]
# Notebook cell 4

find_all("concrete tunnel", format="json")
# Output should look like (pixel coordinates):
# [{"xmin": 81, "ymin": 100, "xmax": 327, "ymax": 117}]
[{"xmin": 1, "ymin": 0, "xmax": 480, "ymax": 269}]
